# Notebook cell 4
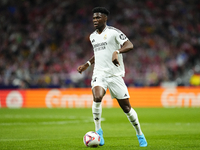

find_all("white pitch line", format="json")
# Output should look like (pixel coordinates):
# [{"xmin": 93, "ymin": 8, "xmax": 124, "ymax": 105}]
[
  {"xmin": 0, "ymin": 139, "xmax": 35, "ymax": 142},
  {"xmin": 0, "ymin": 115, "xmax": 79, "ymax": 119},
  {"xmin": 0, "ymin": 137, "xmax": 64, "ymax": 142},
  {"xmin": 0, "ymin": 120, "xmax": 87, "ymax": 126},
  {"xmin": 0, "ymin": 118, "xmax": 105, "ymax": 126},
  {"xmin": 142, "ymin": 122, "xmax": 200, "ymax": 126}
]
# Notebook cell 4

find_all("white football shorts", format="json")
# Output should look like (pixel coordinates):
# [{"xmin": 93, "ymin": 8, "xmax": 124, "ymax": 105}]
[{"xmin": 91, "ymin": 75, "xmax": 130, "ymax": 99}]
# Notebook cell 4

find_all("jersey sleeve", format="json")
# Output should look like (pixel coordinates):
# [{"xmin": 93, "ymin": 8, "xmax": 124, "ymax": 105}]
[
  {"xmin": 89, "ymin": 34, "xmax": 92, "ymax": 43},
  {"xmin": 115, "ymin": 30, "xmax": 129, "ymax": 45}
]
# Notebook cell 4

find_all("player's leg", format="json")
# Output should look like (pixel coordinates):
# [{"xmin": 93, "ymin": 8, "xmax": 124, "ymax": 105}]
[
  {"xmin": 117, "ymin": 98, "xmax": 147, "ymax": 147},
  {"xmin": 92, "ymin": 86, "xmax": 106, "ymax": 131},
  {"xmin": 117, "ymin": 98, "xmax": 143, "ymax": 135},
  {"xmin": 108, "ymin": 76, "xmax": 147, "ymax": 147},
  {"xmin": 92, "ymin": 86, "xmax": 106, "ymax": 146},
  {"xmin": 91, "ymin": 75, "xmax": 107, "ymax": 146}
]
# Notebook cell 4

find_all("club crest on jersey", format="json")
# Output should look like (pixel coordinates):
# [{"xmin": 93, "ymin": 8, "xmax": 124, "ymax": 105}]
[
  {"xmin": 120, "ymin": 34, "xmax": 127, "ymax": 40},
  {"xmin": 104, "ymin": 34, "xmax": 107, "ymax": 40}
]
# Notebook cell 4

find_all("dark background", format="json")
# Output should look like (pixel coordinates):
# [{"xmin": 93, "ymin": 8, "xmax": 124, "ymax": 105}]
[{"xmin": 0, "ymin": 0, "xmax": 200, "ymax": 88}]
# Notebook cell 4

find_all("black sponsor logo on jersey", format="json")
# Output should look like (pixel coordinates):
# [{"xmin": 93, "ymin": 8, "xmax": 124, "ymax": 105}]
[
  {"xmin": 93, "ymin": 42, "xmax": 107, "ymax": 52},
  {"xmin": 92, "ymin": 39, "xmax": 95, "ymax": 43},
  {"xmin": 93, "ymin": 42, "xmax": 107, "ymax": 48},
  {"xmin": 119, "ymin": 34, "xmax": 127, "ymax": 40}
]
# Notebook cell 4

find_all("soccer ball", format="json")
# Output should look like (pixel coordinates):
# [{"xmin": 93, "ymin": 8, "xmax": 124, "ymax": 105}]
[{"xmin": 83, "ymin": 131, "xmax": 100, "ymax": 147}]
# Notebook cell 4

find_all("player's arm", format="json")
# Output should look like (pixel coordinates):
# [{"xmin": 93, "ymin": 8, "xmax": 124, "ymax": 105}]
[
  {"xmin": 77, "ymin": 56, "xmax": 95, "ymax": 74},
  {"xmin": 112, "ymin": 40, "xmax": 133, "ymax": 67}
]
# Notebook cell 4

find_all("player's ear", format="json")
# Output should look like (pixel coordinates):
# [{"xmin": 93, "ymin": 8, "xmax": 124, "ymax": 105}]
[{"xmin": 104, "ymin": 15, "xmax": 108, "ymax": 22}]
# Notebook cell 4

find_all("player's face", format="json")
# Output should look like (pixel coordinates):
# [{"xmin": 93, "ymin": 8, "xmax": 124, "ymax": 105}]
[{"xmin": 93, "ymin": 13, "xmax": 107, "ymax": 30}]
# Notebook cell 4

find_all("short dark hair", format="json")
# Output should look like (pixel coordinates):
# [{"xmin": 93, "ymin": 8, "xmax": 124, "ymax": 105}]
[{"xmin": 92, "ymin": 7, "xmax": 110, "ymax": 16}]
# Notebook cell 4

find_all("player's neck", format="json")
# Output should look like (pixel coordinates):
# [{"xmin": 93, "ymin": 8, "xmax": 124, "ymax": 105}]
[{"xmin": 96, "ymin": 25, "xmax": 106, "ymax": 34}]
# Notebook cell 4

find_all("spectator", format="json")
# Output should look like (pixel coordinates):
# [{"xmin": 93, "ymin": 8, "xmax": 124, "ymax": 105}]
[{"xmin": 0, "ymin": 0, "xmax": 199, "ymax": 88}]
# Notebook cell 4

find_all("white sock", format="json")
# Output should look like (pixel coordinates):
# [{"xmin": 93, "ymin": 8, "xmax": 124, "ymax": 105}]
[
  {"xmin": 125, "ymin": 108, "xmax": 143, "ymax": 135},
  {"xmin": 92, "ymin": 101, "xmax": 102, "ymax": 131}
]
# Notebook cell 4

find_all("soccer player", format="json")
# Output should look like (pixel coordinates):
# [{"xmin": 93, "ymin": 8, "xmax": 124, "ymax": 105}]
[{"xmin": 77, "ymin": 7, "xmax": 147, "ymax": 147}]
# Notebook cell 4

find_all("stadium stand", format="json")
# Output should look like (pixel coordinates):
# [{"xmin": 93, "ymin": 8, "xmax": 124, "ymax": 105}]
[{"xmin": 0, "ymin": 0, "xmax": 200, "ymax": 88}]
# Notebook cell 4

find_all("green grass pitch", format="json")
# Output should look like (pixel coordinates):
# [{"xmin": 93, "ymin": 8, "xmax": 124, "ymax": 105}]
[{"xmin": 0, "ymin": 108, "xmax": 200, "ymax": 150}]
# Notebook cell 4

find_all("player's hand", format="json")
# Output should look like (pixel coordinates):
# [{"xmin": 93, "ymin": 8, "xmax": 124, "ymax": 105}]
[
  {"xmin": 112, "ymin": 51, "xmax": 120, "ymax": 67},
  {"xmin": 77, "ymin": 64, "xmax": 88, "ymax": 74}
]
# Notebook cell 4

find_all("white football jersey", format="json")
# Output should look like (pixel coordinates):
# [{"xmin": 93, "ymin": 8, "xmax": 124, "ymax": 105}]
[{"xmin": 89, "ymin": 25, "xmax": 128, "ymax": 77}]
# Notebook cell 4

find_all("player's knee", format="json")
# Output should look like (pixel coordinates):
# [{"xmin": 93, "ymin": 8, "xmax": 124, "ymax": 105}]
[
  {"xmin": 122, "ymin": 105, "xmax": 131, "ymax": 113},
  {"xmin": 94, "ymin": 96, "xmax": 103, "ymax": 102}
]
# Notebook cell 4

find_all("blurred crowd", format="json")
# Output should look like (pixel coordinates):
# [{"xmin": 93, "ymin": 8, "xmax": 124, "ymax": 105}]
[{"xmin": 0, "ymin": 0, "xmax": 200, "ymax": 89}]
